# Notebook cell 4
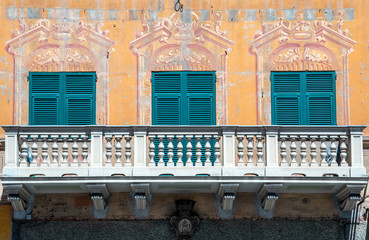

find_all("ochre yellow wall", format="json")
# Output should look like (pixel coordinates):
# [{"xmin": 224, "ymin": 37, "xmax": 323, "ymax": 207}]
[
  {"xmin": 0, "ymin": 0, "xmax": 368, "ymax": 135},
  {"xmin": 0, "ymin": 205, "xmax": 12, "ymax": 239}
]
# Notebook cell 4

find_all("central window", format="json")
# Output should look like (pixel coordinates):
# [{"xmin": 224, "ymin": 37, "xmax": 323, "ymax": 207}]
[{"xmin": 152, "ymin": 71, "xmax": 216, "ymax": 125}]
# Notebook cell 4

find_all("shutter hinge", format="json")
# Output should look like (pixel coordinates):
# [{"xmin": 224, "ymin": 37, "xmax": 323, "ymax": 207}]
[{"xmin": 27, "ymin": 76, "xmax": 29, "ymax": 81}]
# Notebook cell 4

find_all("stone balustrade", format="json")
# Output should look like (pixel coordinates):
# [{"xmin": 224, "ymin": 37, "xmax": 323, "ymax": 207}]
[{"xmin": 2, "ymin": 125, "xmax": 366, "ymax": 177}]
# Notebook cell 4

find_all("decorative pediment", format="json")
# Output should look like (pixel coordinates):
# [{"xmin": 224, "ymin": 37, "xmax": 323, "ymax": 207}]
[
  {"xmin": 130, "ymin": 11, "xmax": 233, "ymax": 56},
  {"xmin": 251, "ymin": 11, "xmax": 356, "ymax": 54},
  {"xmin": 6, "ymin": 19, "xmax": 115, "ymax": 72}
]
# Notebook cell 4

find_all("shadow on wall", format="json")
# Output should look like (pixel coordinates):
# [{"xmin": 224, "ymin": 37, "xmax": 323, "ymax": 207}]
[{"xmin": 12, "ymin": 219, "xmax": 349, "ymax": 240}]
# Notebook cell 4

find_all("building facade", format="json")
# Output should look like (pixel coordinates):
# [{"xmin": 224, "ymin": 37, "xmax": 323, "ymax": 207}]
[{"xmin": 1, "ymin": 0, "xmax": 369, "ymax": 239}]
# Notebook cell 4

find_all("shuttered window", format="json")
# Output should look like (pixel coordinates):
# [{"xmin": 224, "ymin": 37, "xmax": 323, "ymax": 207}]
[
  {"xmin": 152, "ymin": 71, "xmax": 215, "ymax": 125},
  {"xmin": 152, "ymin": 71, "xmax": 216, "ymax": 166},
  {"xmin": 29, "ymin": 72, "xmax": 96, "ymax": 125},
  {"xmin": 271, "ymin": 71, "xmax": 336, "ymax": 125}
]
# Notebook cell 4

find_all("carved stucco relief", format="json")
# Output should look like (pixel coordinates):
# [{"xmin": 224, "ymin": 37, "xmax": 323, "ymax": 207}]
[
  {"xmin": 6, "ymin": 19, "xmax": 115, "ymax": 125},
  {"xmin": 250, "ymin": 11, "xmax": 356, "ymax": 125},
  {"xmin": 130, "ymin": 11, "xmax": 234, "ymax": 125}
]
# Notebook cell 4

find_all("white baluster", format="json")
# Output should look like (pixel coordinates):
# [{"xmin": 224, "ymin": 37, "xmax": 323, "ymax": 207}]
[
  {"xmin": 167, "ymin": 136, "xmax": 174, "ymax": 167},
  {"xmin": 31, "ymin": 135, "xmax": 38, "ymax": 167},
  {"xmin": 124, "ymin": 135, "xmax": 132, "ymax": 167},
  {"xmin": 246, "ymin": 135, "xmax": 254, "ymax": 166},
  {"xmin": 50, "ymin": 135, "xmax": 59, "ymax": 167},
  {"xmin": 81, "ymin": 136, "xmax": 89, "ymax": 167},
  {"xmin": 320, "ymin": 136, "xmax": 328, "ymax": 167},
  {"xmin": 214, "ymin": 136, "xmax": 221, "ymax": 167},
  {"xmin": 237, "ymin": 135, "xmax": 244, "ymax": 167},
  {"xmin": 300, "ymin": 135, "xmax": 308, "ymax": 167},
  {"xmin": 310, "ymin": 136, "xmax": 318, "ymax": 166},
  {"xmin": 204, "ymin": 135, "xmax": 211, "ymax": 167},
  {"xmin": 195, "ymin": 135, "xmax": 202, "ymax": 167},
  {"xmin": 148, "ymin": 135, "xmax": 155, "ymax": 167},
  {"xmin": 290, "ymin": 135, "xmax": 298, "ymax": 167},
  {"xmin": 176, "ymin": 135, "xmax": 184, "ymax": 167},
  {"xmin": 158, "ymin": 136, "xmax": 165, "ymax": 167},
  {"xmin": 20, "ymin": 135, "xmax": 28, "ymax": 167},
  {"xmin": 61, "ymin": 135, "xmax": 69, "ymax": 167},
  {"xmin": 114, "ymin": 135, "xmax": 122, "ymax": 167},
  {"xmin": 256, "ymin": 135, "xmax": 264, "ymax": 166},
  {"xmin": 41, "ymin": 135, "xmax": 49, "ymax": 167},
  {"xmin": 340, "ymin": 136, "xmax": 348, "ymax": 167},
  {"xmin": 105, "ymin": 135, "xmax": 113, "ymax": 167},
  {"xmin": 330, "ymin": 136, "xmax": 338, "ymax": 167},
  {"xmin": 71, "ymin": 135, "xmax": 79, "ymax": 167},
  {"xmin": 280, "ymin": 135, "xmax": 288, "ymax": 167},
  {"xmin": 186, "ymin": 135, "xmax": 193, "ymax": 166}
]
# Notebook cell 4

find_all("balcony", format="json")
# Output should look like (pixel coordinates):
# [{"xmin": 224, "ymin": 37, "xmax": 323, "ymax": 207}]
[{"xmin": 2, "ymin": 125, "xmax": 366, "ymax": 178}]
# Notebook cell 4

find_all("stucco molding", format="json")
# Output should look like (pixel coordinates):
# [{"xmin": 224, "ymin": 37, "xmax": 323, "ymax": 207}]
[
  {"xmin": 5, "ymin": 19, "xmax": 115, "ymax": 125},
  {"xmin": 129, "ymin": 11, "xmax": 234, "ymax": 125},
  {"xmin": 249, "ymin": 10, "xmax": 356, "ymax": 125}
]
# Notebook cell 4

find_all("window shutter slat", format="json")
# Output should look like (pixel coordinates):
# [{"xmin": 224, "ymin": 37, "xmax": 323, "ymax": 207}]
[
  {"xmin": 32, "ymin": 97, "xmax": 59, "ymax": 125},
  {"xmin": 307, "ymin": 95, "xmax": 334, "ymax": 125},
  {"xmin": 188, "ymin": 96, "xmax": 213, "ymax": 125},
  {"xmin": 154, "ymin": 96, "xmax": 181, "ymax": 125},
  {"xmin": 67, "ymin": 97, "xmax": 93, "ymax": 125},
  {"xmin": 306, "ymin": 72, "xmax": 334, "ymax": 92},
  {"xmin": 273, "ymin": 73, "xmax": 300, "ymax": 93},
  {"xmin": 274, "ymin": 96, "xmax": 300, "ymax": 125}
]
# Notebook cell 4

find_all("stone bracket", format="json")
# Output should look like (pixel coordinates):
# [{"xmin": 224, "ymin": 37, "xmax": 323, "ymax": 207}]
[
  {"xmin": 4, "ymin": 184, "xmax": 31, "ymax": 212},
  {"xmin": 336, "ymin": 184, "xmax": 366, "ymax": 211},
  {"xmin": 217, "ymin": 184, "xmax": 239, "ymax": 211},
  {"xmin": 86, "ymin": 184, "xmax": 110, "ymax": 211},
  {"xmin": 131, "ymin": 183, "xmax": 151, "ymax": 210},
  {"xmin": 258, "ymin": 184, "xmax": 284, "ymax": 211}
]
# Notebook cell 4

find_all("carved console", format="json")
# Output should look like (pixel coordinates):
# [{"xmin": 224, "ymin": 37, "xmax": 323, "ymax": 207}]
[
  {"xmin": 217, "ymin": 183, "xmax": 239, "ymax": 211},
  {"xmin": 131, "ymin": 183, "xmax": 151, "ymax": 210},
  {"xmin": 258, "ymin": 183, "xmax": 284, "ymax": 211}
]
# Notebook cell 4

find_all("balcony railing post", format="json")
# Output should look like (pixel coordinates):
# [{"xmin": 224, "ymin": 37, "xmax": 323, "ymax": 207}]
[
  {"xmin": 265, "ymin": 127, "xmax": 279, "ymax": 176},
  {"xmin": 134, "ymin": 127, "xmax": 147, "ymax": 167},
  {"xmin": 3, "ymin": 127, "xmax": 19, "ymax": 176},
  {"xmin": 89, "ymin": 127, "xmax": 104, "ymax": 175},
  {"xmin": 349, "ymin": 127, "xmax": 366, "ymax": 177},
  {"xmin": 222, "ymin": 127, "xmax": 236, "ymax": 167}
]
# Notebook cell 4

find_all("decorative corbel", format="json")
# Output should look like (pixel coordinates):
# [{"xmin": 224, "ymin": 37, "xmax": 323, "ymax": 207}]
[
  {"xmin": 217, "ymin": 184, "xmax": 239, "ymax": 211},
  {"xmin": 131, "ymin": 183, "xmax": 151, "ymax": 210},
  {"xmin": 5, "ymin": 184, "xmax": 31, "ymax": 212},
  {"xmin": 258, "ymin": 184, "xmax": 284, "ymax": 211},
  {"xmin": 86, "ymin": 184, "xmax": 110, "ymax": 211},
  {"xmin": 336, "ymin": 184, "xmax": 365, "ymax": 211}
]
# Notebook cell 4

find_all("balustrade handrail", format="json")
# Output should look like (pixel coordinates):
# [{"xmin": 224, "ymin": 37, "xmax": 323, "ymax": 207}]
[{"xmin": 2, "ymin": 125, "xmax": 366, "ymax": 135}]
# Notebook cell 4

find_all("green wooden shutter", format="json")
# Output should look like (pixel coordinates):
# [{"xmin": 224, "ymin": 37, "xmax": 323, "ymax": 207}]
[
  {"xmin": 65, "ymin": 73, "xmax": 96, "ymax": 125},
  {"xmin": 30, "ymin": 72, "xmax": 96, "ymax": 125},
  {"xmin": 152, "ymin": 73, "xmax": 181, "ymax": 125},
  {"xmin": 305, "ymin": 72, "xmax": 336, "ymax": 125},
  {"xmin": 186, "ymin": 73, "xmax": 215, "ymax": 125},
  {"xmin": 272, "ymin": 71, "xmax": 336, "ymax": 125},
  {"xmin": 271, "ymin": 72, "xmax": 301, "ymax": 125},
  {"xmin": 29, "ymin": 73, "xmax": 61, "ymax": 125}
]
